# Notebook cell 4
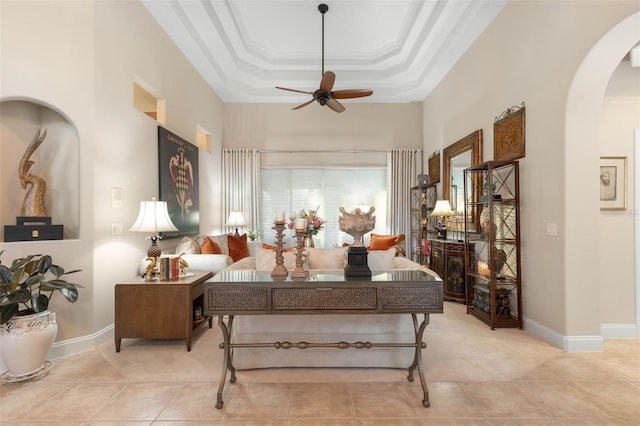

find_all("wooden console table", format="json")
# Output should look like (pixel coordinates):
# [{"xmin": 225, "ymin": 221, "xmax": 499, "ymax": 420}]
[
  {"xmin": 204, "ymin": 269, "xmax": 443, "ymax": 409},
  {"xmin": 115, "ymin": 271, "xmax": 213, "ymax": 352}
]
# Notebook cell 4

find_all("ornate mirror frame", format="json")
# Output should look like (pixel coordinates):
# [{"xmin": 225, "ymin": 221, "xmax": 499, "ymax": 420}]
[{"xmin": 443, "ymin": 129, "xmax": 483, "ymax": 233}]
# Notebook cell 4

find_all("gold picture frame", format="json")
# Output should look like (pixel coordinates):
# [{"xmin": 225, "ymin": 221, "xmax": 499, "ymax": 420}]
[
  {"xmin": 494, "ymin": 103, "xmax": 525, "ymax": 161},
  {"xmin": 600, "ymin": 156, "xmax": 627, "ymax": 211}
]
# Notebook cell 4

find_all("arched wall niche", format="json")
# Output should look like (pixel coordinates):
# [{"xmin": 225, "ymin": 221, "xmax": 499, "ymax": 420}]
[{"xmin": 0, "ymin": 98, "xmax": 80, "ymax": 240}]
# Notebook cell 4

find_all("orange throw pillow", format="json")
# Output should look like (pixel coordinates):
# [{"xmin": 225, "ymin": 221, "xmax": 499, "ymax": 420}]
[
  {"xmin": 263, "ymin": 243, "xmax": 294, "ymax": 252},
  {"xmin": 201, "ymin": 236, "xmax": 222, "ymax": 254},
  {"xmin": 369, "ymin": 234, "xmax": 398, "ymax": 251},
  {"xmin": 228, "ymin": 233, "xmax": 251, "ymax": 262}
]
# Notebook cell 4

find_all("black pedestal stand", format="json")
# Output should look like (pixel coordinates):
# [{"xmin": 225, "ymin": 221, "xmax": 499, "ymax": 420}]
[{"xmin": 344, "ymin": 246, "xmax": 371, "ymax": 279}]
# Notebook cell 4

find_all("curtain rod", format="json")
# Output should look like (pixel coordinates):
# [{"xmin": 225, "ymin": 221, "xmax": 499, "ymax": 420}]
[{"xmin": 257, "ymin": 149, "xmax": 419, "ymax": 154}]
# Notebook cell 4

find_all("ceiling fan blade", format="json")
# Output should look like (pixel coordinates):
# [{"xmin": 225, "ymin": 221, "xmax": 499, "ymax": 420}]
[
  {"xmin": 319, "ymin": 71, "xmax": 336, "ymax": 92},
  {"xmin": 276, "ymin": 86, "xmax": 314, "ymax": 95},
  {"xmin": 332, "ymin": 89, "xmax": 373, "ymax": 99},
  {"xmin": 292, "ymin": 99, "xmax": 315, "ymax": 110},
  {"xmin": 325, "ymin": 98, "xmax": 345, "ymax": 113}
]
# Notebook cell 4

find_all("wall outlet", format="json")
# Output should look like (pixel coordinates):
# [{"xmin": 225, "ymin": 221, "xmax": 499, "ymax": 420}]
[{"xmin": 546, "ymin": 223, "xmax": 558, "ymax": 236}]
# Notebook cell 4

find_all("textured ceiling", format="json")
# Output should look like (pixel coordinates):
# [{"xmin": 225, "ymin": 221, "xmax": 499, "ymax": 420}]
[{"xmin": 142, "ymin": 0, "xmax": 507, "ymax": 104}]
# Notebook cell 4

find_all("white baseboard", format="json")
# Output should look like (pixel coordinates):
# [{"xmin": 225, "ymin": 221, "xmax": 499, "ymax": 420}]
[
  {"xmin": 601, "ymin": 323, "xmax": 638, "ymax": 338},
  {"xmin": 523, "ymin": 316, "xmax": 604, "ymax": 352},
  {"xmin": 48, "ymin": 324, "xmax": 114, "ymax": 361}
]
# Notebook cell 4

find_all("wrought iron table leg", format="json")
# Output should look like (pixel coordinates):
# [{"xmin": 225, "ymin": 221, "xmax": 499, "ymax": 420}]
[
  {"xmin": 215, "ymin": 315, "xmax": 235, "ymax": 409},
  {"xmin": 408, "ymin": 313, "xmax": 430, "ymax": 407}
]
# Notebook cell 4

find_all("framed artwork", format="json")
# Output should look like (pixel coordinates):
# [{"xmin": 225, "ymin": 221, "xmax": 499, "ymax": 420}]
[
  {"xmin": 494, "ymin": 102, "xmax": 525, "ymax": 161},
  {"xmin": 428, "ymin": 152, "xmax": 440, "ymax": 184},
  {"xmin": 600, "ymin": 156, "xmax": 627, "ymax": 211},
  {"xmin": 158, "ymin": 126, "xmax": 200, "ymax": 238}
]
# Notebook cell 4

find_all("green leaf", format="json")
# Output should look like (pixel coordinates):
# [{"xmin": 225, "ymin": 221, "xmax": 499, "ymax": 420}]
[
  {"xmin": 59, "ymin": 286, "xmax": 79, "ymax": 303},
  {"xmin": 0, "ymin": 304, "xmax": 18, "ymax": 325},
  {"xmin": 36, "ymin": 255, "xmax": 52, "ymax": 274},
  {"xmin": 0, "ymin": 265, "xmax": 12, "ymax": 283},
  {"xmin": 31, "ymin": 293, "xmax": 49, "ymax": 312}
]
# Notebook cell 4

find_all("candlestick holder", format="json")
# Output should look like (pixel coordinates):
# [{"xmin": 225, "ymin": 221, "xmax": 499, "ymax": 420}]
[
  {"xmin": 292, "ymin": 230, "xmax": 308, "ymax": 279},
  {"xmin": 271, "ymin": 221, "xmax": 288, "ymax": 278}
]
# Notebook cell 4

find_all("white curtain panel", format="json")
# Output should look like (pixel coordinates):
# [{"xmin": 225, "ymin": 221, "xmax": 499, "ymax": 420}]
[
  {"xmin": 387, "ymin": 149, "xmax": 423, "ymax": 239},
  {"xmin": 222, "ymin": 149, "xmax": 261, "ymax": 233}
]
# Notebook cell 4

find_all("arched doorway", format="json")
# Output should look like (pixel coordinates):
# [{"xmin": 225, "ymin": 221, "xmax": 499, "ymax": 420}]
[{"xmin": 565, "ymin": 11, "xmax": 640, "ymax": 347}]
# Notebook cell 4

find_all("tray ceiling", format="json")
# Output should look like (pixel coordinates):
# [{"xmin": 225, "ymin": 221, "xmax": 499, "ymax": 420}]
[{"xmin": 142, "ymin": 0, "xmax": 506, "ymax": 104}]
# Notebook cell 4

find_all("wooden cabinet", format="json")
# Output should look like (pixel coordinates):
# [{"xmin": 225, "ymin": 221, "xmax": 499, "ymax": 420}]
[
  {"xmin": 429, "ymin": 239, "xmax": 474, "ymax": 303},
  {"xmin": 410, "ymin": 184, "xmax": 437, "ymax": 265},
  {"xmin": 115, "ymin": 271, "xmax": 214, "ymax": 351},
  {"xmin": 464, "ymin": 160, "xmax": 522, "ymax": 329}
]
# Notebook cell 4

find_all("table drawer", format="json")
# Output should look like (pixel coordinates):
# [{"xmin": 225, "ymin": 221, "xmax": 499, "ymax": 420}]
[
  {"xmin": 272, "ymin": 287, "xmax": 377, "ymax": 310},
  {"xmin": 381, "ymin": 286, "xmax": 444, "ymax": 311},
  {"xmin": 207, "ymin": 287, "xmax": 268, "ymax": 311}
]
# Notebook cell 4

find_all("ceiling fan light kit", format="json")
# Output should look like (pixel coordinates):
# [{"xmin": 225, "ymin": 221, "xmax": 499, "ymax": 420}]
[{"xmin": 275, "ymin": 3, "xmax": 373, "ymax": 113}]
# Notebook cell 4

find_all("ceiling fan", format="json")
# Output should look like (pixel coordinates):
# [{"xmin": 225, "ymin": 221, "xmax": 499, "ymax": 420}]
[{"xmin": 275, "ymin": 3, "xmax": 373, "ymax": 113}]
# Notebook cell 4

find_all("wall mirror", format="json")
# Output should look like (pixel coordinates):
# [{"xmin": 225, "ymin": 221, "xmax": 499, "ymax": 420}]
[{"xmin": 443, "ymin": 129, "xmax": 483, "ymax": 233}]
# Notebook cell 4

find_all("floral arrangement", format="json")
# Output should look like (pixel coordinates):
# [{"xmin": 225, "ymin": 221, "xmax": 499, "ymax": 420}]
[{"xmin": 288, "ymin": 208, "xmax": 325, "ymax": 236}]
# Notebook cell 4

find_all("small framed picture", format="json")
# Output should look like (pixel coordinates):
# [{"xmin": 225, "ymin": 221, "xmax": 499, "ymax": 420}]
[{"xmin": 600, "ymin": 156, "xmax": 627, "ymax": 211}]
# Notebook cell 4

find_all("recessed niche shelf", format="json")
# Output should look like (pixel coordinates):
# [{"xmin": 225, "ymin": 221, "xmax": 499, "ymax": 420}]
[
  {"xmin": 0, "ymin": 100, "xmax": 80, "ymax": 240},
  {"xmin": 133, "ymin": 80, "xmax": 165, "ymax": 124},
  {"xmin": 196, "ymin": 126, "xmax": 211, "ymax": 152}
]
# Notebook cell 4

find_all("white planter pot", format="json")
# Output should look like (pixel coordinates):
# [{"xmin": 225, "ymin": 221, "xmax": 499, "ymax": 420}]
[{"xmin": 0, "ymin": 311, "xmax": 57, "ymax": 377}]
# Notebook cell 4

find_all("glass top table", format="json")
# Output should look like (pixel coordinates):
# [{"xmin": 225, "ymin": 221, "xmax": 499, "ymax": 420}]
[{"xmin": 204, "ymin": 269, "xmax": 443, "ymax": 409}]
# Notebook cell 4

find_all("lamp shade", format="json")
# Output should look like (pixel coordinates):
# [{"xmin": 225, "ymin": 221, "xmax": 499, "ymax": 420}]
[
  {"xmin": 431, "ymin": 200, "xmax": 454, "ymax": 217},
  {"xmin": 129, "ymin": 198, "xmax": 178, "ymax": 236},
  {"xmin": 225, "ymin": 211, "xmax": 246, "ymax": 227},
  {"xmin": 225, "ymin": 211, "xmax": 246, "ymax": 236}
]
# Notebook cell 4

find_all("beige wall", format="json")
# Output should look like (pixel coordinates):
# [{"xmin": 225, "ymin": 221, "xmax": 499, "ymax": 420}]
[
  {"xmin": 224, "ymin": 102, "xmax": 423, "ymax": 167},
  {"xmin": 0, "ymin": 0, "xmax": 224, "ymax": 361},
  {"xmin": 423, "ymin": 0, "xmax": 640, "ymax": 345}
]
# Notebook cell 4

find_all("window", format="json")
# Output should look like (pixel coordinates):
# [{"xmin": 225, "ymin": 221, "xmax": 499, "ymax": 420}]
[{"xmin": 260, "ymin": 168, "xmax": 387, "ymax": 248}]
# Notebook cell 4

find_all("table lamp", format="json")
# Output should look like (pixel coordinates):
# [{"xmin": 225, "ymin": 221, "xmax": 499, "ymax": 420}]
[
  {"xmin": 129, "ymin": 197, "xmax": 178, "ymax": 257},
  {"xmin": 431, "ymin": 200, "xmax": 454, "ymax": 240},
  {"xmin": 225, "ymin": 211, "xmax": 246, "ymax": 236}
]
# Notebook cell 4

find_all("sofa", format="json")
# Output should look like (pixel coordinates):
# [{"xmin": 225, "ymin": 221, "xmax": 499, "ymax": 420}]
[{"xmin": 138, "ymin": 234, "xmax": 260, "ymax": 276}]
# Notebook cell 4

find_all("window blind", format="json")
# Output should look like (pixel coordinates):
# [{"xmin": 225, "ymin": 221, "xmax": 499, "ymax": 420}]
[{"xmin": 260, "ymin": 168, "xmax": 387, "ymax": 248}]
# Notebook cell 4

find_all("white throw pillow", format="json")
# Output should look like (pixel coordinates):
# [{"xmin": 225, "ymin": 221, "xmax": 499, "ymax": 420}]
[
  {"xmin": 175, "ymin": 236, "xmax": 200, "ymax": 254},
  {"xmin": 308, "ymin": 247, "xmax": 347, "ymax": 269},
  {"xmin": 256, "ymin": 247, "xmax": 306, "ymax": 271},
  {"xmin": 367, "ymin": 247, "xmax": 396, "ymax": 270}
]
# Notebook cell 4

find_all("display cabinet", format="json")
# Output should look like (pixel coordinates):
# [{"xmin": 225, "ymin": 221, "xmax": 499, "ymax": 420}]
[
  {"xmin": 463, "ymin": 160, "xmax": 522, "ymax": 329},
  {"xmin": 410, "ymin": 184, "xmax": 437, "ymax": 265}
]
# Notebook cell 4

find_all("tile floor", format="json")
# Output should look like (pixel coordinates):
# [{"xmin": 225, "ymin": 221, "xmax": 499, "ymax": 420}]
[{"xmin": 1, "ymin": 302, "xmax": 638, "ymax": 425}]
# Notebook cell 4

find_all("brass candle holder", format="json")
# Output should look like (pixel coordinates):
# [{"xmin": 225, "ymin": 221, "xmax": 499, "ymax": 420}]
[
  {"xmin": 271, "ymin": 221, "xmax": 288, "ymax": 278},
  {"xmin": 292, "ymin": 230, "xmax": 308, "ymax": 279}
]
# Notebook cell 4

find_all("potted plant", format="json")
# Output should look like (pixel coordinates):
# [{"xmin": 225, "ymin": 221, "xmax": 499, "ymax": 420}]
[{"xmin": 0, "ymin": 251, "xmax": 82, "ymax": 378}]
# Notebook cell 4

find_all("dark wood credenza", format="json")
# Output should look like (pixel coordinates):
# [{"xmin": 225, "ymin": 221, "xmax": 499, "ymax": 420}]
[
  {"xmin": 114, "ymin": 271, "xmax": 214, "ymax": 352},
  {"xmin": 204, "ymin": 269, "xmax": 443, "ymax": 409},
  {"xmin": 429, "ymin": 239, "xmax": 474, "ymax": 303}
]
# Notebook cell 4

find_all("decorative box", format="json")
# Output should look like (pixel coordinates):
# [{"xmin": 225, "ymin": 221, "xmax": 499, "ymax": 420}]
[{"xmin": 4, "ymin": 217, "xmax": 63, "ymax": 242}]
